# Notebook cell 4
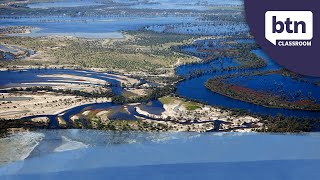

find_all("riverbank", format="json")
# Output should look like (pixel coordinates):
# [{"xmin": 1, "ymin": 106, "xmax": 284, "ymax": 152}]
[
  {"xmin": 1, "ymin": 29, "xmax": 319, "ymax": 133},
  {"xmin": 0, "ymin": 65, "xmax": 319, "ymax": 133},
  {"xmin": 0, "ymin": 92, "xmax": 111, "ymax": 119},
  {"xmin": 205, "ymin": 70, "xmax": 320, "ymax": 111}
]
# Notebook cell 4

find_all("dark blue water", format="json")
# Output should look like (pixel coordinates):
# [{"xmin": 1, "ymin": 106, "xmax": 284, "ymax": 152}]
[
  {"xmin": 176, "ymin": 57, "xmax": 239, "ymax": 78},
  {"xmin": 1, "ymin": 41, "xmax": 320, "ymax": 119},
  {"xmin": 227, "ymin": 73, "xmax": 320, "ymax": 103},
  {"xmin": 251, "ymin": 49, "xmax": 281, "ymax": 71},
  {"xmin": 176, "ymin": 42, "xmax": 320, "ymax": 118},
  {"xmin": 177, "ymin": 75, "xmax": 320, "ymax": 118},
  {"xmin": 22, "ymin": 100, "xmax": 165, "ymax": 126},
  {"xmin": 139, "ymin": 100, "xmax": 165, "ymax": 116},
  {"xmin": 0, "ymin": 69, "xmax": 124, "ymax": 95},
  {"xmin": 0, "ymin": 68, "xmax": 168, "ymax": 123}
]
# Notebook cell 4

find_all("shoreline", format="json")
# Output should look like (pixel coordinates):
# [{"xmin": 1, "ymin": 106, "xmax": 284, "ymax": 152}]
[
  {"xmin": 0, "ymin": 66, "xmax": 317, "ymax": 117},
  {"xmin": 0, "ymin": 65, "xmax": 318, "ymax": 133},
  {"xmin": 205, "ymin": 78, "xmax": 320, "ymax": 112}
]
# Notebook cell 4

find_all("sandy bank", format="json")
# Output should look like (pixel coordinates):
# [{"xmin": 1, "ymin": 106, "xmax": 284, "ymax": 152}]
[{"xmin": 0, "ymin": 92, "xmax": 111, "ymax": 120}]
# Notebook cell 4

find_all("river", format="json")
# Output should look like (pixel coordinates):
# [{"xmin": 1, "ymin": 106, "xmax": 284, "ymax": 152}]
[
  {"xmin": 1, "ymin": 46, "xmax": 320, "ymax": 120},
  {"xmin": 176, "ymin": 43, "xmax": 320, "ymax": 118}
]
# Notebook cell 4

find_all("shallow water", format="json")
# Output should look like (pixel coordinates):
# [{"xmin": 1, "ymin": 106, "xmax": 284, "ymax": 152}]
[
  {"xmin": 0, "ymin": 130, "xmax": 319, "ymax": 179},
  {"xmin": 147, "ymin": 23, "xmax": 249, "ymax": 36},
  {"xmin": 139, "ymin": 100, "xmax": 165, "ymax": 115},
  {"xmin": 1, "ymin": 52, "xmax": 320, "ymax": 119},
  {"xmin": 1, "ymin": 0, "xmax": 245, "ymax": 38},
  {"xmin": 27, "ymin": 1, "xmax": 103, "ymax": 9},
  {"xmin": 0, "ymin": 16, "xmax": 196, "ymax": 38},
  {"xmin": 0, "ymin": 45, "xmax": 18, "ymax": 53},
  {"xmin": 0, "ymin": 68, "xmax": 167, "ymax": 124},
  {"xmin": 0, "ymin": 69, "xmax": 124, "ymax": 95},
  {"xmin": 176, "ymin": 57, "xmax": 239, "ymax": 77},
  {"xmin": 0, "ymin": 52, "xmax": 14, "ymax": 61},
  {"xmin": 130, "ymin": 3, "xmax": 208, "ymax": 10},
  {"xmin": 129, "ymin": 0, "xmax": 242, "ymax": 10}
]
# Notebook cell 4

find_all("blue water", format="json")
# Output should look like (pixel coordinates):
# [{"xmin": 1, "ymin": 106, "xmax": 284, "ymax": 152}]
[
  {"xmin": 130, "ymin": 0, "xmax": 242, "ymax": 10},
  {"xmin": 0, "ymin": 45, "xmax": 18, "ymax": 53},
  {"xmin": 61, "ymin": 100, "xmax": 166, "ymax": 124},
  {"xmin": 252, "ymin": 49, "xmax": 281, "ymax": 71},
  {"xmin": 1, "ymin": 53, "xmax": 14, "ymax": 61},
  {"xmin": 176, "ymin": 57, "xmax": 239, "ymax": 78},
  {"xmin": 139, "ymin": 100, "xmax": 165, "ymax": 115},
  {"xmin": 0, "ymin": 45, "xmax": 19, "ymax": 61},
  {"xmin": 0, "ymin": 68, "xmax": 168, "ymax": 123},
  {"xmin": 176, "ymin": 40, "xmax": 320, "ymax": 118},
  {"xmin": 62, "ymin": 102, "xmax": 138, "ymax": 122},
  {"xmin": 227, "ymin": 73, "xmax": 320, "ymax": 103},
  {"xmin": 20, "ymin": 100, "xmax": 165, "ymax": 127},
  {"xmin": 1, "ymin": 130, "xmax": 320, "ymax": 179},
  {"xmin": 0, "ymin": 45, "xmax": 35, "ymax": 61},
  {"xmin": 27, "ymin": 0, "xmax": 243, "ymax": 10},
  {"xmin": 130, "ymin": 3, "xmax": 208, "ymax": 11},
  {"xmin": 1, "ymin": 52, "xmax": 319, "ymax": 119},
  {"xmin": 0, "ymin": 69, "xmax": 124, "ymax": 95},
  {"xmin": 0, "ymin": 16, "xmax": 196, "ymax": 38},
  {"xmin": 115, "ymin": 0, "xmax": 243, "ymax": 6},
  {"xmin": 235, "ymin": 39, "xmax": 256, "ymax": 44},
  {"xmin": 146, "ymin": 22, "xmax": 249, "ymax": 36},
  {"xmin": 177, "ymin": 75, "xmax": 320, "ymax": 118},
  {"xmin": 27, "ymin": 1, "xmax": 103, "ymax": 9}
]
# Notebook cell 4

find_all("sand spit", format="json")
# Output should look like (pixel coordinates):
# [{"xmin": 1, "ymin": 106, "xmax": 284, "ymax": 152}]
[{"xmin": 37, "ymin": 74, "xmax": 108, "ymax": 85}]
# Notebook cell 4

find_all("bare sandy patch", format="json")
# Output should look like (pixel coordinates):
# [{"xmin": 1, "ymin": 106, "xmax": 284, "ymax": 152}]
[
  {"xmin": 37, "ymin": 74, "xmax": 108, "ymax": 85},
  {"xmin": 126, "ymin": 88, "xmax": 147, "ymax": 96},
  {"xmin": 0, "ymin": 92, "xmax": 111, "ymax": 119}
]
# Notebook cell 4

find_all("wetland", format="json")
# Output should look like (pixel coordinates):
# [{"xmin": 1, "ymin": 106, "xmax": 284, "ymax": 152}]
[{"xmin": 0, "ymin": 0, "xmax": 319, "ymax": 137}]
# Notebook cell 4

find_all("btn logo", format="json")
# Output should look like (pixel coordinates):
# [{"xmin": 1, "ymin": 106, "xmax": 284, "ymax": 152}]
[{"xmin": 265, "ymin": 11, "xmax": 313, "ymax": 46}]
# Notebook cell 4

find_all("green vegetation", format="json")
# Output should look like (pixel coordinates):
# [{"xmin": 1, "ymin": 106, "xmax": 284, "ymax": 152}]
[
  {"xmin": 1, "ymin": 1, "xmax": 318, "ymax": 134},
  {"xmin": 126, "ymin": 29, "xmax": 198, "ymax": 46},
  {"xmin": 0, "ymin": 30, "xmax": 198, "ymax": 74},
  {"xmin": 8, "ymin": 86, "xmax": 114, "ymax": 98},
  {"xmin": 159, "ymin": 96, "xmax": 175, "ymax": 104},
  {"xmin": 112, "ymin": 85, "xmax": 176, "ymax": 104},
  {"xmin": 0, "ymin": 118, "xmax": 49, "ymax": 132},
  {"xmin": 89, "ymin": 119, "xmax": 170, "ymax": 132},
  {"xmin": 184, "ymin": 102, "xmax": 201, "ymax": 111},
  {"xmin": 205, "ymin": 71, "xmax": 320, "ymax": 111},
  {"xmin": 159, "ymin": 96, "xmax": 201, "ymax": 111},
  {"xmin": 172, "ymin": 38, "xmax": 267, "ymax": 80},
  {"xmin": 258, "ymin": 115, "xmax": 320, "ymax": 133}
]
